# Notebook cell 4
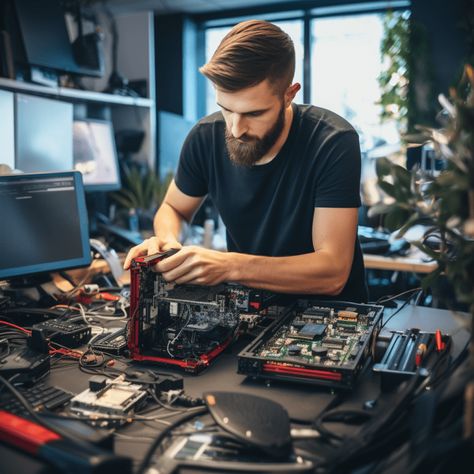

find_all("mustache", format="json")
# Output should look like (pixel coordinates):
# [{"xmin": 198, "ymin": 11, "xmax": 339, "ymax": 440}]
[{"xmin": 230, "ymin": 133, "xmax": 257, "ymax": 143}]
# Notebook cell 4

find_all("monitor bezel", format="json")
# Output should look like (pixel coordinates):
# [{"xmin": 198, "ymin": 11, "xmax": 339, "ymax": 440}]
[
  {"xmin": 73, "ymin": 118, "xmax": 122, "ymax": 192},
  {"xmin": 0, "ymin": 170, "xmax": 92, "ymax": 281}
]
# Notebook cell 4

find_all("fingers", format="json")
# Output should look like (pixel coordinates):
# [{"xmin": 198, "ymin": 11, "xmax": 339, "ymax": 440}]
[
  {"xmin": 147, "ymin": 238, "xmax": 160, "ymax": 255},
  {"xmin": 160, "ymin": 257, "xmax": 198, "ymax": 282},
  {"xmin": 123, "ymin": 237, "xmax": 184, "ymax": 271},
  {"xmin": 155, "ymin": 246, "xmax": 192, "ymax": 273},
  {"xmin": 123, "ymin": 237, "xmax": 160, "ymax": 270},
  {"xmin": 161, "ymin": 241, "xmax": 182, "ymax": 252},
  {"xmin": 123, "ymin": 240, "xmax": 148, "ymax": 270}
]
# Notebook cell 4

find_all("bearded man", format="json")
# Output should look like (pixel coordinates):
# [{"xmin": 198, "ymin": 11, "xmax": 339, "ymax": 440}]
[{"xmin": 124, "ymin": 20, "xmax": 367, "ymax": 302}]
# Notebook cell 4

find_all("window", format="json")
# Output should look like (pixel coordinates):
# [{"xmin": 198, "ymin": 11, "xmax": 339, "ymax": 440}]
[{"xmin": 311, "ymin": 13, "xmax": 402, "ymax": 152}]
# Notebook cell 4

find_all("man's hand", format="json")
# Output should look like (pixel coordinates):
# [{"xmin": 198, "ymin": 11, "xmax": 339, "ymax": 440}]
[
  {"xmin": 123, "ymin": 236, "xmax": 182, "ymax": 270},
  {"xmin": 155, "ymin": 246, "xmax": 234, "ymax": 286}
]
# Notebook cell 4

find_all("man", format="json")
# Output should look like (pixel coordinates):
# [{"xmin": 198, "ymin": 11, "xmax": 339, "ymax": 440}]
[{"xmin": 124, "ymin": 20, "xmax": 368, "ymax": 302}]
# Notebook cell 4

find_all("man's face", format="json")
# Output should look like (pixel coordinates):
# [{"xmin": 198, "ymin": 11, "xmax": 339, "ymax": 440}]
[{"xmin": 216, "ymin": 80, "xmax": 286, "ymax": 167}]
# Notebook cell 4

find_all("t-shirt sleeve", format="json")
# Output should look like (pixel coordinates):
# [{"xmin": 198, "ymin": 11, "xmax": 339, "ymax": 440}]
[
  {"xmin": 174, "ymin": 124, "xmax": 209, "ymax": 197},
  {"xmin": 314, "ymin": 131, "xmax": 362, "ymax": 208}
]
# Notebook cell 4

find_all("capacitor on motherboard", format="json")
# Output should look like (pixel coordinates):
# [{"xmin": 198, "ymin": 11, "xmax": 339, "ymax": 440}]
[
  {"xmin": 311, "ymin": 346, "xmax": 328, "ymax": 357},
  {"xmin": 287, "ymin": 344, "xmax": 301, "ymax": 356}
]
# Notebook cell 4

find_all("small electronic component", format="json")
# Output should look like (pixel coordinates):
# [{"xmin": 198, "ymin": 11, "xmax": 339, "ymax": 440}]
[
  {"xmin": 70, "ymin": 375, "xmax": 147, "ymax": 425},
  {"xmin": 301, "ymin": 307, "xmax": 332, "ymax": 323},
  {"xmin": 311, "ymin": 346, "xmax": 328, "ymax": 357},
  {"xmin": 296, "ymin": 323, "xmax": 327, "ymax": 341},
  {"xmin": 90, "ymin": 327, "xmax": 127, "ymax": 355},
  {"xmin": 338, "ymin": 310, "xmax": 358, "ymax": 321},
  {"xmin": 322, "ymin": 337, "xmax": 345, "ymax": 349},
  {"xmin": 31, "ymin": 319, "xmax": 91, "ymax": 348},
  {"xmin": 287, "ymin": 344, "xmax": 301, "ymax": 356}
]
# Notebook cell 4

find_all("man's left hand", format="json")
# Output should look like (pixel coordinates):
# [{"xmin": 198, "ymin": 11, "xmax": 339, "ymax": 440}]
[{"xmin": 155, "ymin": 246, "xmax": 234, "ymax": 286}]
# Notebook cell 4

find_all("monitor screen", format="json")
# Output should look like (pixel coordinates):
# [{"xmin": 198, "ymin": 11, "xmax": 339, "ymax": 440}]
[
  {"xmin": 14, "ymin": 0, "xmax": 79, "ymax": 74},
  {"xmin": 15, "ymin": 94, "xmax": 73, "ymax": 173},
  {"xmin": 0, "ymin": 171, "xmax": 91, "ymax": 280},
  {"xmin": 73, "ymin": 119, "xmax": 121, "ymax": 192}
]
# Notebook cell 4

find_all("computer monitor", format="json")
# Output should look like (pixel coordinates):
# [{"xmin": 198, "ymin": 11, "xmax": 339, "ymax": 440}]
[
  {"xmin": 73, "ymin": 119, "xmax": 121, "ymax": 192},
  {"xmin": 13, "ymin": 0, "xmax": 79, "ymax": 75},
  {"xmin": 0, "ymin": 171, "xmax": 91, "ymax": 281},
  {"xmin": 15, "ymin": 94, "xmax": 73, "ymax": 173}
]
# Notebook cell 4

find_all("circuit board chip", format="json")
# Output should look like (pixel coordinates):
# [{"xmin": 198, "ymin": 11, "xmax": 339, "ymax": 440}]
[{"xmin": 296, "ymin": 323, "xmax": 327, "ymax": 341}]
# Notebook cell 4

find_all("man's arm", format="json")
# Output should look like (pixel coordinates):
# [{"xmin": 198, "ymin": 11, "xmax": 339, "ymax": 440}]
[
  {"xmin": 155, "ymin": 207, "xmax": 358, "ymax": 295},
  {"xmin": 123, "ymin": 180, "xmax": 204, "ymax": 269}
]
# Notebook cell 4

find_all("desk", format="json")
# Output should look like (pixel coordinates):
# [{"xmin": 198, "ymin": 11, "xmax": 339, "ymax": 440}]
[
  {"xmin": 363, "ymin": 253, "xmax": 437, "ymax": 273},
  {"xmin": 0, "ymin": 304, "xmax": 470, "ymax": 473}
]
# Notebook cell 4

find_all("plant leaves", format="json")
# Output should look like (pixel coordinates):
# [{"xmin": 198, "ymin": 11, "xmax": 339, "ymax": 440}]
[
  {"xmin": 378, "ymin": 181, "xmax": 398, "ymax": 198},
  {"xmin": 421, "ymin": 267, "xmax": 443, "ymax": 292},
  {"xmin": 376, "ymin": 157, "xmax": 393, "ymax": 178},
  {"xmin": 384, "ymin": 208, "xmax": 411, "ymax": 231}
]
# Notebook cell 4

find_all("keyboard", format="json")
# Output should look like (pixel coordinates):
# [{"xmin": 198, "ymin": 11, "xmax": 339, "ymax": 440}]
[{"xmin": 0, "ymin": 382, "xmax": 74, "ymax": 415}]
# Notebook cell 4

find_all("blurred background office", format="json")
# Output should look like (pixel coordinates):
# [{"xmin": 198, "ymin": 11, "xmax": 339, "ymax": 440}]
[{"xmin": 0, "ymin": 0, "xmax": 472, "ymax": 301}]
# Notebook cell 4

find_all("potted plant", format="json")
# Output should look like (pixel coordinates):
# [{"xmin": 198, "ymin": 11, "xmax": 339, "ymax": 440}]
[{"xmin": 111, "ymin": 163, "xmax": 173, "ymax": 231}]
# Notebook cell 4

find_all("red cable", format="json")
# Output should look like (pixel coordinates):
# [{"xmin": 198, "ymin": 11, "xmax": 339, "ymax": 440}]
[{"xmin": 0, "ymin": 320, "xmax": 31, "ymax": 335}]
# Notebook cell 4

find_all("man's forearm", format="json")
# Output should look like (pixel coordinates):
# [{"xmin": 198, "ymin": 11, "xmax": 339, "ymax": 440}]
[
  {"xmin": 153, "ymin": 202, "xmax": 184, "ymax": 241},
  {"xmin": 228, "ymin": 251, "xmax": 351, "ymax": 295}
]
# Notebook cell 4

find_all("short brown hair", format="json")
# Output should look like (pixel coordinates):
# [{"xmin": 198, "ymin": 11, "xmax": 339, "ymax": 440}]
[{"xmin": 199, "ymin": 20, "xmax": 295, "ymax": 94}]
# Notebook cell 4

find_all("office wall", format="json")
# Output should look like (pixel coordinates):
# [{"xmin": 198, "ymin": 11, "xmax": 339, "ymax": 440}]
[
  {"xmin": 0, "ymin": 90, "xmax": 15, "ymax": 169},
  {"xmin": 411, "ymin": 0, "xmax": 469, "ymax": 94},
  {"xmin": 154, "ymin": 14, "xmax": 184, "ymax": 116}
]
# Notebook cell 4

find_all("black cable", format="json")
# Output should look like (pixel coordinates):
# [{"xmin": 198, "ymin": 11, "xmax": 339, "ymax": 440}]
[
  {"xmin": 381, "ymin": 297, "xmax": 413, "ymax": 329},
  {"xmin": 375, "ymin": 287, "xmax": 422, "ymax": 305},
  {"xmin": 147, "ymin": 388, "xmax": 189, "ymax": 413},
  {"xmin": 319, "ymin": 373, "xmax": 422, "ymax": 471},
  {"xmin": 135, "ymin": 407, "xmax": 208, "ymax": 474},
  {"xmin": 312, "ymin": 409, "xmax": 374, "ymax": 445}
]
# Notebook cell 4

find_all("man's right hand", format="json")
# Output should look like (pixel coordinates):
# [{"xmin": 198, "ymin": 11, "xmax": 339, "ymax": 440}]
[{"xmin": 123, "ymin": 236, "xmax": 182, "ymax": 270}]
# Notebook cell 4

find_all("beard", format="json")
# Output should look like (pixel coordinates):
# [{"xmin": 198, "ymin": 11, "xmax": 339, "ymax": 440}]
[{"xmin": 225, "ymin": 103, "xmax": 286, "ymax": 167}]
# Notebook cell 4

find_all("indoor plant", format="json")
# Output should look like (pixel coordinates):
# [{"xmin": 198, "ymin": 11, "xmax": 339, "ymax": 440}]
[
  {"xmin": 111, "ymin": 164, "xmax": 173, "ymax": 231},
  {"xmin": 371, "ymin": 64, "xmax": 473, "ymax": 312}
]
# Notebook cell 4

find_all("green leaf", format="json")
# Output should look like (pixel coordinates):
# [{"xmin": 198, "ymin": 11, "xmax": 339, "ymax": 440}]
[
  {"xmin": 368, "ymin": 202, "xmax": 396, "ymax": 217},
  {"xmin": 392, "ymin": 164, "xmax": 412, "ymax": 189},
  {"xmin": 378, "ymin": 181, "xmax": 398, "ymax": 198},
  {"xmin": 111, "ymin": 192, "xmax": 135, "ymax": 209},
  {"xmin": 395, "ymin": 213, "xmax": 424, "ymax": 237},
  {"xmin": 421, "ymin": 267, "xmax": 443, "ymax": 292},
  {"xmin": 411, "ymin": 241, "xmax": 443, "ymax": 261},
  {"xmin": 376, "ymin": 157, "xmax": 393, "ymax": 178},
  {"xmin": 384, "ymin": 208, "xmax": 411, "ymax": 231}
]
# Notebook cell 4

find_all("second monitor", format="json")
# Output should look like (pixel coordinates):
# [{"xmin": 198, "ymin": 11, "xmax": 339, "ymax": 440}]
[{"xmin": 73, "ymin": 119, "xmax": 121, "ymax": 192}]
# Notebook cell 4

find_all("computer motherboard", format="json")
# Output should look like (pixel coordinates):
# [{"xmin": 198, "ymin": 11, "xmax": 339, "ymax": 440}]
[
  {"xmin": 128, "ymin": 251, "xmax": 280, "ymax": 373},
  {"xmin": 238, "ymin": 300, "xmax": 384, "ymax": 389}
]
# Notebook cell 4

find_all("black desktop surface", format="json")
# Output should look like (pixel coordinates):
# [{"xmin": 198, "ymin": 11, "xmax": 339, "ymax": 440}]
[{"xmin": 0, "ymin": 303, "xmax": 469, "ymax": 473}]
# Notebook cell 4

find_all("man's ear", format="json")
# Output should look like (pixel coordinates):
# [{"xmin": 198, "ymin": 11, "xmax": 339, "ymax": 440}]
[{"xmin": 284, "ymin": 83, "xmax": 301, "ymax": 106}]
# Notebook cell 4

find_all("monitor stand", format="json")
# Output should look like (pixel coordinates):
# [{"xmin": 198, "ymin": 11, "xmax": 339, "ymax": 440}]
[{"xmin": 5, "ymin": 274, "xmax": 60, "ymax": 307}]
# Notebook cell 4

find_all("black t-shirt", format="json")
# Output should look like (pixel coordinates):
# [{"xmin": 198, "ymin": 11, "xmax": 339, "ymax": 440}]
[{"xmin": 175, "ymin": 104, "xmax": 368, "ymax": 302}]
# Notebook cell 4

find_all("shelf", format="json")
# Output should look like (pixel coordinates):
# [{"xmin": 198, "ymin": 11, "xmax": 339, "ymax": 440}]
[{"xmin": 0, "ymin": 77, "xmax": 154, "ymax": 107}]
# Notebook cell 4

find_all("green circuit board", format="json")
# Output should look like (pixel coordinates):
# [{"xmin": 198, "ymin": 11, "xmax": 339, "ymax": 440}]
[{"xmin": 256, "ymin": 305, "xmax": 377, "ymax": 368}]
